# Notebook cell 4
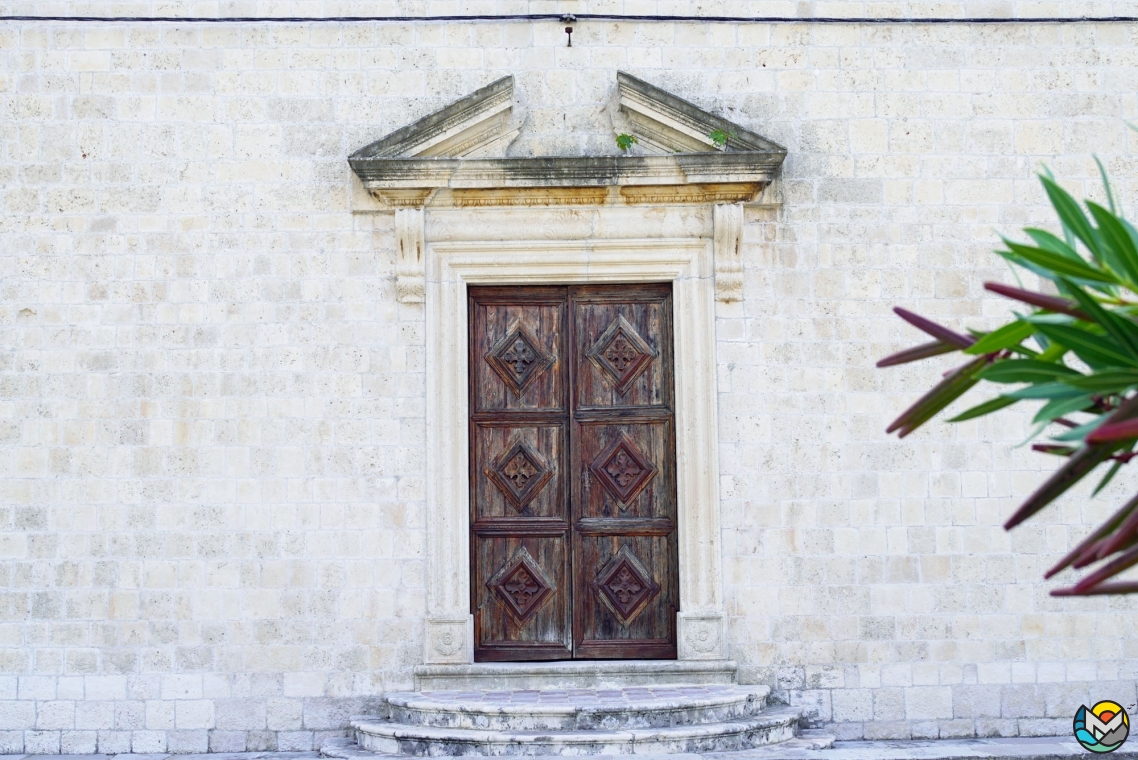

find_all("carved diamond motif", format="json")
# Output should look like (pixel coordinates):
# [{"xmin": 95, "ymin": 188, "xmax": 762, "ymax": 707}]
[
  {"xmin": 589, "ymin": 433, "xmax": 657, "ymax": 508},
  {"xmin": 485, "ymin": 319, "xmax": 555, "ymax": 397},
  {"xmin": 487, "ymin": 546, "xmax": 556, "ymax": 626},
  {"xmin": 592, "ymin": 545, "xmax": 659, "ymax": 627},
  {"xmin": 586, "ymin": 315, "xmax": 657, "ymax": 395},
  {"xmin": 486, "ymin": 441, "xmax": 553, "ymax": 512}
]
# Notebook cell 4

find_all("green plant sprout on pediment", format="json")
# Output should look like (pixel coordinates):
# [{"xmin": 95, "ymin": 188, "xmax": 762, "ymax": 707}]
[
  {"xmin": 709, "ymin": 129, "xmax": 734, "ymax": 149},
  {"xmin": 615, "ymin": 133, "xmax": 638, "ymax": 152}
]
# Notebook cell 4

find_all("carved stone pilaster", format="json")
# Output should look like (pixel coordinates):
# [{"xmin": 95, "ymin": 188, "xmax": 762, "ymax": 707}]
[
  {"xmin": 677, "ymin": 612, "xmax": 728, "ymax": 660},
  {"xmin": 395, "ymin": 207, "xmax": 425, "ymax": 304},
  {"xmin": 424, "ymin": 615, "xmax": 473, "ymax": 664},
  {"xmin": 713, "ymin": 203, "xmax": 743, "ymax": 303}
]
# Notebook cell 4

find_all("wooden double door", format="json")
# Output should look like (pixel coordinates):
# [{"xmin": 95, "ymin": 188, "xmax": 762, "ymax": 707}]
[{"xmin": 469, "ymin": 284, "xmax": 678, "ymax": 661}]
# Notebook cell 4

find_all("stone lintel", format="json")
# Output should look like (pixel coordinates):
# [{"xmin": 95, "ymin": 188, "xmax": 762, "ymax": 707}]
[
  {"xmin": 354, "ymin": 156, "xmax": 780, "ymax": 209},
  {"xmin": 371, "ymin": 183, "xmax": 765, "ymax": 209}
]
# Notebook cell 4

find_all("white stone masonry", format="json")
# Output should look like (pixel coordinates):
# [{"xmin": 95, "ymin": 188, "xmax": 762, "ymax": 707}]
[{"xmin": 1, "ymin": 8, "xmax": 1137, "ymax": 754}]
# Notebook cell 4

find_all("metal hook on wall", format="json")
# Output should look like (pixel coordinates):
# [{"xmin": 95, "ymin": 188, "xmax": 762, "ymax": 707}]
[{"xmin": 560, "ymin": 13, "xmax": 576, "ymax": 46}]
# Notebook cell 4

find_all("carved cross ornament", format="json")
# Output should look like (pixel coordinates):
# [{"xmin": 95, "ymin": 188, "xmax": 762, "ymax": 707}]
[
  {"xmin": 587, "ymin": 315, "xmax": 657, "ymax": 394},
  {"xmin": 589, "ymin": 432, "xmax": 658, "ymax": 509},
  {"xmin": 486, "ymin": 440, "xmax": 553, "ymax": 512},
  {"xmin": 487, "ymin": 546, "xmax": 556, "ymax": 626},
  {"xmin": 592, "ymin": 545, "xmax": 660, "ymax": 627},
  {"xmin": 347, "ymin": 72, "xmax": 785, "ymax": 304},
  {"xmin": 485, "ymin": 320, "xmax": 556, "ymax": 397}
]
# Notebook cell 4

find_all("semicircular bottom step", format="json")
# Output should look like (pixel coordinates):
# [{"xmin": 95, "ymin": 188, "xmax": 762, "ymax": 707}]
[{"xmin": 354, "ymin": 706, "xmax": 805, "ymax": 756}]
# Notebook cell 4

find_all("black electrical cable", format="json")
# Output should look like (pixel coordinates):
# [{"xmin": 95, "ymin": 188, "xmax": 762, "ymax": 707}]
[{"xmin": 1, "ymin": 13, "xmax": 1137, "ymax": 23}]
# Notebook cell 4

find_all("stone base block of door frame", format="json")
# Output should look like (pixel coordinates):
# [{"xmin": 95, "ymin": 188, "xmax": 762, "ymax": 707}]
[
  {"xmin": 677, "ymin": 612, "xmax": 728, "ymax": 660},
  {"xmin": 424, "ymin": 615, "xmax": 474, "ymax": 664}
]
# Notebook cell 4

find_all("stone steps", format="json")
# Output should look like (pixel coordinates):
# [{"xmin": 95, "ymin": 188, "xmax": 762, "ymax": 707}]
[
  {"xmin": 385, "ymin": 685, "xmax": 770, "ymax": 730},
  {"xmin": 352, "ymin": 706, "xmax": 806, "ymax": 756},
  {"xmin": 330, "ymin": 683, "xmax": 834, "ymax": 756}
]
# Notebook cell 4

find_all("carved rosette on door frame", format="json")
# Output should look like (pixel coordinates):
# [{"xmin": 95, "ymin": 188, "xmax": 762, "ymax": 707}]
[{"xmin": 347, "ymin": 71, "xmax": 786, "ymax": 665}]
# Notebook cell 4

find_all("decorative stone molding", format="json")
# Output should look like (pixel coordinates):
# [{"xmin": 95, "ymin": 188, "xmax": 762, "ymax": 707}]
[
  {"xmin": 348, "ymin": 72, "xmax": 785, "ymax": 211},
  {"xmin": 425, "ymin": 615, "xmax": 473, "ymax": 664},
  {"xmin": 395, "ymin": 207, "xmax": 425, "ymax": 304},
  {"xmin": 714, "ymin": 203, "xmax": 744, "ymax": 303},
  {"xmin": 423, "ymin": 205, "xmax": 725, "ymax": 663},
  {"xmin": 678, "ymin": 612, "xmax": 728, "ymax": 660}
]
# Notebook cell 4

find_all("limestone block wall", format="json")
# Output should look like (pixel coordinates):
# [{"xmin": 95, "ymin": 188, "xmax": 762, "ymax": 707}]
[{"xmin": 2, "ymin": 2, "xmax": 1138, "ymax": 753}]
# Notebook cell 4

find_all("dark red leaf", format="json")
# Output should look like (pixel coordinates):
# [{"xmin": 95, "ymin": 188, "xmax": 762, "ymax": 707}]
[
  {"xmin": 1097, "ymin": 508, "xmax": 1138, "ymax": 559},
  {"xmin": 983, "ymin": 282, "xmax": 1090, "ymax": 320},
  {"xmin": 1032, "ymin": 444, "xmax": 1075, "ymax": 457},
  {"xmin": 876, "ymin": 340, "xmax": 956, "ymax": 368},
  {"xmin": 1087, "ymin": 418, "xmax": 1138, "ymax": 443},
  {"xmin": 1051, "ymin": 582, "xmax": 1138, "ymax": 596},
  {"xmin": 893, "ymin": 308, "xmax": 975, "ymax": 349},
  {"xmin": 1003, "ymin": 444, "xmax": 1119, "ymax": 530},
  {"xmin": 1005, "ymin": 395, "xmax": 1138, "ymax": 530},
  {"xmin": 1072, "ymin": 543, "xmax": 1138, "ymax": 593},
  {"xmin": 886, "ymin": 357, "xmax": 986, "ymax": 436}
]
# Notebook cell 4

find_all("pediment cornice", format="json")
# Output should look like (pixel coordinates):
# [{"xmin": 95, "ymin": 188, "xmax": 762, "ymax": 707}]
[{"xmin": 348, "ymin": 72, "xmax": 786, "ymax": 209}]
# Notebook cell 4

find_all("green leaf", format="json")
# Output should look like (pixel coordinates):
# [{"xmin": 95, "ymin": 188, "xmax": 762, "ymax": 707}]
[
  {"xmin": 1092, "ymin": 459, "xmax": 1124, "ymax": 496},
  {"xmin": 947, "ymin": 395, "xmax": 1017, "ymax": 422},
  {"xmin": 1094, "ymin": 155, "xmax": 1117, "ymax": 215},
  {"xmin": 979, "ymin": 359, "xmax": 1082, "ymax": 384},
  {"xmin": 965, "ymin": 321, "xmax": 1034, "ymax": 355},
  {"xmin": 615, "ymin": 133, "xmax": 638, "ymax": 152},
  {"xmin": 1121, "ymin": 218, "xmax": 1138, "ymax": 267},
  {"xmin": 1033, "ymin": 322, "xmax": 1138, "ymax": 369},
  {"xmin": 1006, "ymin": 382, "xmax": 1086, "ymax": 400},
  {"xmin": 1032, "ymin": 394, "xmax": 1095, "ymax": 424},
  {"xmin": 708, "ymin": 129, "xmax": 734, "ymax": 148},
  {"xmin": 1024, "ymin": 228, "xmax": 1081, "ymax": 261},
  {"xmin": 1065, "ymin": 370, "xmax": 1138, "ymax": 392},
  {"xmin": 1003, "ymin": 240, "xmax": 1117, "ymax": 284},
  {"xmin": 997, "ymin": 249, "xmax": 1064, "ymax": 284},
  {"xmin": 1062, "ymin": 279, "xmax": 1138, "ymax": 360},
  {"xmin": 1039, "ymin": 175, "xmax": 1103, "ymax": 263},
  {"xmin": 1051, "ymin": 416, "xmax": 1109, "ymax": 442},
  {"xmin": 1087, "ymin": 202, "xmax": 1138, "ymax": 286}
]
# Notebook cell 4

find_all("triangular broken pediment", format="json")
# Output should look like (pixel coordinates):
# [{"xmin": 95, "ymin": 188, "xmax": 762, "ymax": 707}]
[
  {"xmin": 349, "ymin": 72, "xmax": 785, "ymax": 208},
  {"xmin": 350, "ymin": 75, "xmax": 520, "ymax": 160},
  {"xmin": 613, "ymin": 72, "xmax": 784, "ymax": 156}
]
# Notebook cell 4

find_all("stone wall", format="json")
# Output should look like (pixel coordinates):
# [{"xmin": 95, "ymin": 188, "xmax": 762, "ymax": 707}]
[{"xmin": 2, "ymin": 3, "xmax": 1138, "ymax": 753}]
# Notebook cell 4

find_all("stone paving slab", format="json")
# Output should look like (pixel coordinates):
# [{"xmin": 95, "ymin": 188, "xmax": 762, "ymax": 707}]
[
  {"xmin": 8, "ymin": 737, "xmax": 1138, "ymax": 759},
  {"xmin": 329, "ymin": 733, "xmax": 1138, "ymax": 758},
  {"xmin": 719, "ymin": 735, "xmax": 1138, "ymax": 759}
]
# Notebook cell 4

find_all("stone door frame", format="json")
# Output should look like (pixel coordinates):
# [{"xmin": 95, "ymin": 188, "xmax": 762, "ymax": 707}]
[{"xmin": 420, "ymin": 215, "xmax": 731, "ymax": 665}]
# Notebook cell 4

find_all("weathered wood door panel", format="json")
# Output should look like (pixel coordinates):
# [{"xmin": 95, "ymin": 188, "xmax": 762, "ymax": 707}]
[
  {"xmin": 470, "ymin": 284, "xmax": 677, "ymax": 661},
  {"xmin": 470, "ymin": 288, "xmax": 571, "ymax": 661},
  {"xmin": 570, "ymin": 285, "xmax": 677, "ymax": 660}
]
